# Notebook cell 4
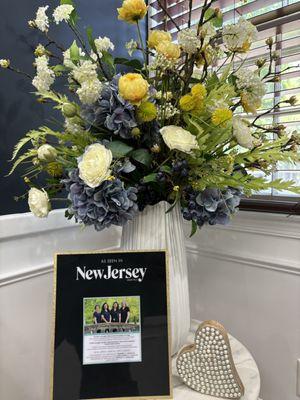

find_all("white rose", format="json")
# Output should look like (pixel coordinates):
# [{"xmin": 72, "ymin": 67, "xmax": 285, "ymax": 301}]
[
  {"xmin": 160, "ymin": 125, "xmax": 199, "ymax": 153},
  {"xmin": 233, "ymin": 117, "xmax": 254, "ymax": 149},
  {"xmin": 28, "ymin": 188, "xmax": 50, "ymax": 218},
  {"xmin": 37, "ymin": 144, "xmax": 57, "ymax": 162},
  {"xmin": 78, "ymin": 143, "xmax": 112, "ymax": 188}
]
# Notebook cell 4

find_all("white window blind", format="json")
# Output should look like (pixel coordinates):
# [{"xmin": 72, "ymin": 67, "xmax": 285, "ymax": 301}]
[{"xmin": 149, "ymin": 0, "xmax": 300, "ymax": 202}]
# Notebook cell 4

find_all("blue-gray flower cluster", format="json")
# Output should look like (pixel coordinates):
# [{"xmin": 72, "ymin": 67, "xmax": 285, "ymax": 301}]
[
  {"xmin": 62, "ymin": 169, "xmax": 138, "ymax": 231},
  {"xmin": 182, "ymin": 187, "xmax": 241, "ymax": 227},
  {"xmin": 82, "ymin": 75, "xmax": 137, "ymax": 139}
]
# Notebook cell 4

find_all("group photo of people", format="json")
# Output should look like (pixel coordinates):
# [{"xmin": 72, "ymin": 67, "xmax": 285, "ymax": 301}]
[{"xmin": 83, "ymin": 296, "xmax": 140, "ymax": 335}]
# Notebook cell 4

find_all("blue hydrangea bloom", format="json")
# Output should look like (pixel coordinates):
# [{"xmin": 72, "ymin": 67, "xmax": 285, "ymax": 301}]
[
  {"xmin": 82, "ymin": 75, "xmax": 137, "ymax": 139},
  {"xmin": 182, "ymin": 187, "xmax": 241, "ymax": 227},
  {"xmin": 62, "ymin": 169, "xmax": 138, "ymax": 231}
]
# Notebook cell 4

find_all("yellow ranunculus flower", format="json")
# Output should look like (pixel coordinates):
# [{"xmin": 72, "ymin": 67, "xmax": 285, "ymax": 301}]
[
  {"xmin": 179, "ymin": 94, "xmax": 196, "ymax": 112},
  {"xmin": 156, "ymin": 41, "xmax": 181, "ymax": 60},
  {"xmin": 117, "ymin": 0, "xmax": 148, "ymax": 24},
  {"xmin": 119, "ymin": 73, "xmax": 149, "ymax": 105},
  {"xmin": 211, "ymin": 108, "xmax": 233, "ymax": 127},
  {"xmin": 148, "ymin": 30, "xmax": 171, "ymax": 49},
  {"xmin": 191, "ymin": 83, "xmax": 207, "ymax": 99},
  {"xmin": 137, "ymin": 101, "xmax": 157, "ymax": 122}
]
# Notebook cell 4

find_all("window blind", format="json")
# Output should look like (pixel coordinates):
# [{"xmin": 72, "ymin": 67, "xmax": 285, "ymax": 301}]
[{"xmin": 149, "ymin": 0, "xmax": 300, "ymax": 209}]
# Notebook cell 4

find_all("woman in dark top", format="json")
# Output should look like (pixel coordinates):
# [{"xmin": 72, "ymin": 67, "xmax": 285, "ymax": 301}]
[
  {"xmin": 93, "ymin": 304, "xmax": 102, "ymax": 324},
  {"xmin": 110, "ymin": 302, "xmax": 120, "ymax": 323},
  {"xmin": 101, "ymin": 303, "xmax": 111, "ymax": 323},
  {"xmin": 120, "ymin": 301, "xmax": 130, "ymax": 323}
]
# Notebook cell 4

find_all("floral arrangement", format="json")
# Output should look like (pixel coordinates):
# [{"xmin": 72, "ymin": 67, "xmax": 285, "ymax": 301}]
[{"xmin": 2, "ymin": 0, "xmax": 299, "ymax": 235}]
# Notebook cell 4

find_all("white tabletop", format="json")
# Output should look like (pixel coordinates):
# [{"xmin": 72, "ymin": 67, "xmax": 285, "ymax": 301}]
[{"xmin": 172, "ymin": 320, "xmax": 261, "ymax": 400}]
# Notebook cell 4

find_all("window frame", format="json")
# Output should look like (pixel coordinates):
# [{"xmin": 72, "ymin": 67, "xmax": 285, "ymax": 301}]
[{"xmin": 148, "ymin": 0, "xmax": 300, "ymax": 215}]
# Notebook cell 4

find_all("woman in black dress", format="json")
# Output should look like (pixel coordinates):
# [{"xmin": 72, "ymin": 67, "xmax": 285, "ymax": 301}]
[
  {"xmin": 101, "ymin": 302, "xmax": 111, "ymax": 333},
  {"xmin": 120, "ymin": 301, "xmax": 130, "ymax": 323},
  {"xmin": 93, "ymin": 304, "xmax": 102, "ymax": 333},
  {"xmin": 110, "ymin": 301, "xmax": 120, "ymax": 332}
]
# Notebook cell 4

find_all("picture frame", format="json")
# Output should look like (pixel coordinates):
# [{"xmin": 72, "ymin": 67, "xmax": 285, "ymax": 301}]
[{"xmin": 51, "ymin": 250, "xmax": 172, "ymax": 400}]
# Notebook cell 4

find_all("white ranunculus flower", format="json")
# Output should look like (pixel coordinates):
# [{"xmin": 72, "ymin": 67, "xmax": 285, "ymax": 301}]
[
  {"xmin": 160, "ymin": 125, "xmax": 199, "ymax": 154},
  {"xmin": 37, "ymin": 144, "xmax": 57, "ymax": 162},
  {"xmin": 233, "ymin": 117, "xmax": 254, "ymax": 149},
  {"xmin": 28, "ymin": 188, "xmax": 50, "ymax": 218},
  {"xmin": 78, "ymin": 143, "xmax": 113, "ymax": 188}
]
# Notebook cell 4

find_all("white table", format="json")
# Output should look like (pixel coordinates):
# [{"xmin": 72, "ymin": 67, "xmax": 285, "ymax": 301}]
[{"xmin": 172, "ymin": 320, "xmax": 261, "ymax": 400}]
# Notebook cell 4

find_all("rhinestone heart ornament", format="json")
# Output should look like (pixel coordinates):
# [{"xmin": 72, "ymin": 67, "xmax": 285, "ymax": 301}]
[{"xmin": 176, "ymin": 320, "xmax": 244, "ymax": 399}]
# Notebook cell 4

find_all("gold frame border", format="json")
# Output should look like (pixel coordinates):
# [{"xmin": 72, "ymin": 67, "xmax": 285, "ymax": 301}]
[{"xmin": 50, "ymin": 249, "xmax": 173, "ymax": 400}]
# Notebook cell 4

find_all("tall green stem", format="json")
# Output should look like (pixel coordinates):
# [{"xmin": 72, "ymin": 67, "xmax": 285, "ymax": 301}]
[{"xmin": 136, "ymin": 21, "xmax": 147, "ymax": 70}]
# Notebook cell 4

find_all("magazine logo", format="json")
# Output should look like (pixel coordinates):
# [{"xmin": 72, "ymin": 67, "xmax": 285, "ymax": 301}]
[{"xmin": 76, "ymin": 265, "xmax": 147, "ymax": 282}]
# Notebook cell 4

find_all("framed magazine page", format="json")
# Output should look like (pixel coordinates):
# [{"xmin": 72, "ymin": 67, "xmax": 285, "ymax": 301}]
[{"xmin": 51, "ymin": 250, "xmax": 172, "ymax": 400}]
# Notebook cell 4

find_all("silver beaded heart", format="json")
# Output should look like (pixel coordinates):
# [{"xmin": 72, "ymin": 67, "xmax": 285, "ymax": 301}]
[{"xmin": 176, "ymin": 320, "xmax": 244, "ymax": 399}]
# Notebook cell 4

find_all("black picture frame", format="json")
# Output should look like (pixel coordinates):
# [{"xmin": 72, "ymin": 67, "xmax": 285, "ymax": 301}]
[{"xmin": 51, "ymin": 250, "xmax": 172, "ymax": 400}]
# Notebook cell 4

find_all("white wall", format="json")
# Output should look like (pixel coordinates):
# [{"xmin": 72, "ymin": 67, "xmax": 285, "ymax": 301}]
[
  {"xmin": 0, "ymin": 209, "xmax": 299, "ymax": 400},
  {"xmin": 186, "ymin": 211, "xmax": 300, "ymax": 400}
]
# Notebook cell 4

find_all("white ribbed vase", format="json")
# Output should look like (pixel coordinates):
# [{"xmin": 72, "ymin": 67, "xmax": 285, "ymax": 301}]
[{"xmin": 120, "ymin": 201, "xmax": 190, "ymax": 356}]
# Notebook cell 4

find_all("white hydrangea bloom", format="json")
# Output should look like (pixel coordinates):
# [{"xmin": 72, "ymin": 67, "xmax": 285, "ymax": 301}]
[
  {"xmin": 233, "ymin": 117, "xmax": 254, "ymax": 149},
  {"xmin": 63, "ymin": 47, "xmax": 85, "ymax": 69},
  {"xmin": 76, "ymin": 79, "xmax": 103, "ymax": 104},
  {"xmin": 32, "ymin": 55, "xmax": 55, "ymax": 92},
  {"xmin": 178, "ymin": 28, "xmax": 200, "ymax": 55},
  {"xmin": 34, "ymin": 5, "xmax": 49, "ymax": 32},
  {"xmin": 72, "ymin": 60, "xmax": 98, "ymax": 83},
  {"xmin": 94, "ymin": 36, "xmax": 115, "ymax": 55},
  {"xmin": 125, "ymin": 39, "xmax": 138, "ymax": 56},
  {"xmin": 53, "ymin": 4, "xmax": 74, "ymax": 24},
  {"xmin": 235, "ymin": 68, "xmax": 266, "ymax": 96},
  {"xmin": 235, "ymin": 68, "xmax": 266, "ymax": 113},
  {"xmin": 223, "ymin": 18, "xmax": 257, "ymax": 52}
]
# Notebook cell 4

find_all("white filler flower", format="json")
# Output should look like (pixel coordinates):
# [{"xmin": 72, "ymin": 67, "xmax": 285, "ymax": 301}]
[
  {"xmin": 53, "ymin": 4, "xmax": 74, "ymax": 24},
  {"xmin": 95, "ymin": 36, "xmax": 115, "ymax": 55},
  {"xmin": 178, "ymin": 28, "xmax": 200, "ymax": 55},
  {"xmin": 160, "ymin": 125, "xmax": 199, "ymax": 153},
  {"xmin": 34, "ymin": 5, "xmax": 49, "ymax": 32},
  {"xmin": 32, "ymin": 55, "xmax": 55, "ymax": 92},
  {"xmin": 223, "ymin": 18, "xmax": 257, "ymax": 52},
  {"xmin": 72, "ymin": 60, "xmax": 103, "ymax": 104},
  {"xmin": 78, "ymin": 143, "xmax": 113, "ymax": 188},
  {"xmin": 28, "ymin": 188, "xmax": 50, "ymax": 218}
]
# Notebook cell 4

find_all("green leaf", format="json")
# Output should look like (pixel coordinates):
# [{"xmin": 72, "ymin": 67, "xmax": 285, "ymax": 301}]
[
  {"xmin": 86, "ymin": 26, "xmax": 97, "ymax": 53},
  {"xmin": 130, "ymin": 149, "xmax": 152, "ymax": 167},
  {"xmin": 69, "ymin": 40, "xmax": 80, "ymax": 63},
  {"xmin": 52, "ymin": 64, "xmax": 68, "ymax": 73},
  {"xmin": 102, "ymin": 51, "xmax": 115, "ymax": 72},
  {"xmin": 142, "ymin": 173, "xmax": 157, "ymax": 183},
  {"xmin": 106, "ymin": 141, "xmax": 133, "ymax": 158},
  {"xmin": 190, "ymin": 220, "xmax": 198, "ymax": 237},
  {"xmin": 204, "ymin": 8, "xmax": 223, "ymax": 28},
  {"xmin": 60, "ymin": 0, "xmax": 73, "ymax": 4},
  {"xmin": 160, "ymin": 165, "xmax": 172, "ymax": 174},
  {"xmin": 114, "ymin": 57, "xmax": 143, "ymax": 71},
  {"xmin": 206, "ymin": 72, "xmax": 219, "ymax": 90},
  {"xmin": 7, "ymin": 149, "xmax": 36, "ymax": 176},
  {"xmin": 220, "ymin": 61, "xmax": 233, "ymax": 81}
]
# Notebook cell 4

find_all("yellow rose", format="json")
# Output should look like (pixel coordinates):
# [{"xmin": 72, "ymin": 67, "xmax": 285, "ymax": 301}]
[
  {"xmin": 148, "ymin": 30, "xmax": 171, "ymax": 49},
  {"xmin": 137, "ymin": 101, "xmax": 157, "ymax": 122},
  {"xmin": 160, "ymin": 125, "xmax": 199, "ymax": 154},
  {"xmin": 117, "ymin": 0, "xmax": 148, "ymax": 24},
  {"xmin": 28, "ymin": 188, "xmax": 50, "ymax": 218},
  {"xmin": 156, "ymin": 41, "xmax": 181, "ymax": 60},
  {"xmin": 119, "ymin": 73, "xmax": 149, "ymax": 105},
  {"xmin": 78, "ymin": 143, "xmax": 112, "ymax": 188}
]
